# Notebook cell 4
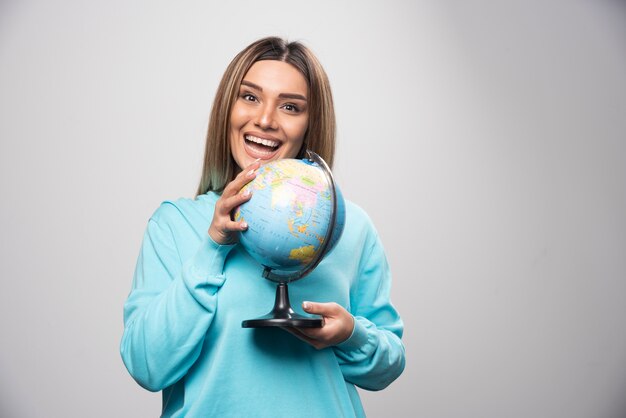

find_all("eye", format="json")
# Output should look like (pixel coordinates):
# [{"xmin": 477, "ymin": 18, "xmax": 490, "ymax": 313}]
[
  {"xmin": 241, "ymin": 92, "xmax": 258, "ymax": 102},
  {"xmin": 282, "ymin": 103, "xmax": 300, "ymax": 113}
]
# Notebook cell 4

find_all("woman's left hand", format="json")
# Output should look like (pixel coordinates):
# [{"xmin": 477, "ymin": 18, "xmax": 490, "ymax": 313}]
[{"xmin": 285, "ymin": 302, "xmax": 355, "ymax": 350}]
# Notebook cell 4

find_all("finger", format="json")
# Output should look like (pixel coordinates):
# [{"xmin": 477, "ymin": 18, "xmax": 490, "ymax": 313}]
[
  {"xmin": 222, "ymin": 219, "xmax": 249, "ymax": 232},
  {"xmin": 283, "ymin": 323, "xmax": 325, "ymax": 341},
  {"xmin": 208, "ymin": 216, "xmax": 249, "ymax": 245},
  {"xmin": 283, "ymin": 326, "xmax": 315, "ymax": 344},
  {"xmin": 218, "ymin": 189, "xmax": 253, "ymax": 216},
  {"xmin": 282, "ymin": 326, "xmax": 308, "ymax": 340},
  {"xmin": 302, "ymin": 301, "xmax": 339, "ymax": 317},
  {"xmin": 223, "ymin": 160, "xmax": 261, "ymax": 195},
  {"xmin": 222, "ymin": 170, "xmax": 255, "ymax": 197},
  {"xmin": 293, "ymin": 326, "xmax": 325, "ymax": 342},
  {"xmin": 282, "ymin": 327, "xmax": 326, "ymax": 350},
  {"xmin": 244, "ymin": 158, "xmax": 262, "ymax": 171}
]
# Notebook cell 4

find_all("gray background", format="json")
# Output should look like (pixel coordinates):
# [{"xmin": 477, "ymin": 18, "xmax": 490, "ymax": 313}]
[{"xmin": 1, "ymin": 1, "xmax": 625, "ymax": 417}]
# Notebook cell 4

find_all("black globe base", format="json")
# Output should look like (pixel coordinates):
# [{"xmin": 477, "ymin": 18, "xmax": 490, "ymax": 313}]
[
  {"xmin": 242, "ymin": 282, "xmax": 323, "ymax": 328},
  {"xmin": 241, "ymin": 314, "xmax": 323, "ymax": 328}
]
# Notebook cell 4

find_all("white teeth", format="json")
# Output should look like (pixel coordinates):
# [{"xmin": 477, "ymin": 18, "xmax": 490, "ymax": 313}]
[{"xmin": 245, "ymin": 135, "xmax": 280, "ymax": 148}]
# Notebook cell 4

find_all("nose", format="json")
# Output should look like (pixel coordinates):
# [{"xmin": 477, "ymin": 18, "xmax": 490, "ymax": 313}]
[{"xmin": 255, "ymin": 104, "xmax": 278, "ymax": 130}]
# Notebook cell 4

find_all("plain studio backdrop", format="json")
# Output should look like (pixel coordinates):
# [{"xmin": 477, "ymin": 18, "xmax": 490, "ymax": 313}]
[{"xmin": 1, "ymin": 1, "xmax": 625, "ymax": 417}]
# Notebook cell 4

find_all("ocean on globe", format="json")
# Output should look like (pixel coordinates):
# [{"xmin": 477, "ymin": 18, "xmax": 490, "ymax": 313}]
[{"xmin": 233, "ymin": 158, "xmax": 345, "ymax": 275}]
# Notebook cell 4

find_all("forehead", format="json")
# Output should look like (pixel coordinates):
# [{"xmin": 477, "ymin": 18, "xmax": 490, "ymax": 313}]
[{"xmin": 243, "ymin": 60, "xmax": 308, "ymax": 96}]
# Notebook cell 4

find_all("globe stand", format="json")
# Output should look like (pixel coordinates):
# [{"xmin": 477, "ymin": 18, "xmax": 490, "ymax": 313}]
[
  {"xmin": 241, "ymin": 277, "xmax": 323, "ymax": 328},
  {"xmin": 241, "ymin": 151, "xmax": 343, "ymax": 329}
]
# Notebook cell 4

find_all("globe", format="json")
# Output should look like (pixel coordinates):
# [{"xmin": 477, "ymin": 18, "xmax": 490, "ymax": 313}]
[
  {"xmin": 234, "ymin": 152, "xmax": 346, "ymax": 328},
  {"xmin": 234, "ymin": 155, "xmax": 345, "ymax": 280}
]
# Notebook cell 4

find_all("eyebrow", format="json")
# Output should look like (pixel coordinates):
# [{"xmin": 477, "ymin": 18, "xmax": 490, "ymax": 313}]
[{"xmin": 241, "ymin": 80, "xmax": 308, "ymax": 102}]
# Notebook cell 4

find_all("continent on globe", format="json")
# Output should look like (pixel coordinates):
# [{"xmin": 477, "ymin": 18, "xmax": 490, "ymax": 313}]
[
  {"xmin": 289, "ymin": 245, "xmax": 316, "ymax": 264},
  {"xmin": 233, "ymin": 158, "xmax": 345, "ymax": 275}
]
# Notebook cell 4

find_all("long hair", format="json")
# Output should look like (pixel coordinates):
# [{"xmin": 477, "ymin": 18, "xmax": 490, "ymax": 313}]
[{"xmin": 196, "ymin": 37, "xmax": 336, "ymax": 196}]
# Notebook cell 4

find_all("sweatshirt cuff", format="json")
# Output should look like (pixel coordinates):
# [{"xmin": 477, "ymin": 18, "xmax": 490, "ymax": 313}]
[
  {"xmin": 183, "ymin": 236, "xmax": 235, "ymax": 293},
  {"xmin": 335, "ymin": 316, "xmax": 370, "ymax": 353}
]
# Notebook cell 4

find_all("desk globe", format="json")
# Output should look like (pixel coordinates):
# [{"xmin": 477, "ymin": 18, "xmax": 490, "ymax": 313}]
[{"xmin": 234, "ymin": 151, "xmax": 345, "ymax": 328}]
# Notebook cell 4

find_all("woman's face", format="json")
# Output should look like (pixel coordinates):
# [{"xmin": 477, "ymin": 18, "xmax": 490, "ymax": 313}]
[{"xmin": 229, "ymin": 60, "xmax": 309, "ymax": 170}]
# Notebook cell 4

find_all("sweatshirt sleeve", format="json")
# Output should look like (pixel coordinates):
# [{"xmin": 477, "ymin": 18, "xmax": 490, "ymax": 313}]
[
  {"xmin": 120, "ymin": 207, "xmax": 235, "ymax": 392},
  {"xmin": 333, "ymin": 229, "xmax": 406, "ymax": 391}
]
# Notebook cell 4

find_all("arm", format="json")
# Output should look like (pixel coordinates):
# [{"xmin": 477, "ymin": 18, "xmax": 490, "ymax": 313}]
[
  {"xmin": 120, "ymin": 161, "xmax": 258, "ymax": 391},
  {"xmin": 120, "ymin": 209, "xmax": 234, "ymax": 392},
  {"xmin": 332, "ymin": 232, "xmax": 405, "ymax": 391},
  {"xmin": 290, "ymin": 228, "xmax": 405, "ymax": 390}
]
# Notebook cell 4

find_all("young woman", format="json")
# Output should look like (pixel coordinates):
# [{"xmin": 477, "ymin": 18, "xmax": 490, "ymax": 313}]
[{"xmin": 121, "ymin": 37, "xmax": 405, "ymax": 417}]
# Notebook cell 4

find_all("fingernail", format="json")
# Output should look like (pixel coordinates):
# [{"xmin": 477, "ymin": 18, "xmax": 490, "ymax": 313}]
[
  {"xmin": 242, "ymin": 189, "xmax": 251, "ymax": 197},
  {"xmin": 302, "ymin": 301, "xmax": 310, "ymax": 310},
  {"xmin": 247, "ymin": 169, "xmax": 256, "ymax": 177},
  {"xmin": 241, "ymin": 221, "xmax": 248, "ymax": 229}
]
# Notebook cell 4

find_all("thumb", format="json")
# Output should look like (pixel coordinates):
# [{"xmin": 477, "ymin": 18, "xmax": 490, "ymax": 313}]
[{"xmin": 302, "ymin": 301, "xmax": 334, "ymax": 315}]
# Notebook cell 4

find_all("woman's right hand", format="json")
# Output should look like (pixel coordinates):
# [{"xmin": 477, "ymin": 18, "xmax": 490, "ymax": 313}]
[{"xmin": 208, "ymin": 159, "xmax": 261, "ymax": 245}]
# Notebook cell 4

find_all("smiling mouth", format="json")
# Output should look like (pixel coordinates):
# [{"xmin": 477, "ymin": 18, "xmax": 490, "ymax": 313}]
[{"xmin": 244, "ymin": 134, "xmax": 281, "ymax": 156}]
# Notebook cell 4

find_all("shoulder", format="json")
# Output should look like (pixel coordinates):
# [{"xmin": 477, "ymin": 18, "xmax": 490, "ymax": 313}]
[
  {"xmin": 345, "ymin": 199, "xmax": 372, "ymax": 225},
  {"xmin": 149, "ymin": 192, "xmax": 218, "ymax": 229},
  {"xmin": 342, "ymin": 199, "xmax": 380, "ymax": 247}
]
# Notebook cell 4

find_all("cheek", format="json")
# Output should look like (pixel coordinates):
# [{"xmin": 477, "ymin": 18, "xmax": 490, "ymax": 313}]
[
  {"xmin": 288, "ymin": 118, "xmax": 309, "ymax": 143},
  {"xmin": 230, "ymin": 101, "xmax": 254, "ymax": 131},
  {"xmin": 229, "ymin": 107, "xmax": 243, "ymax": 130}
]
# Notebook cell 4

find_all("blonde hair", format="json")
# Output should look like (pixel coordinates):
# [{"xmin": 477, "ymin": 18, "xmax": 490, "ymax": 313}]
[{"xmin": 196, "ymin": 37, "xmax": 336, "ymax": 195}]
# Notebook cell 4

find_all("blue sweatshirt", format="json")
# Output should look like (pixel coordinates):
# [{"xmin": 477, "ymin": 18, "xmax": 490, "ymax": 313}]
[{"xmin": 121, "ymin": 192, "xmax": 405, "ymax": 417}]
